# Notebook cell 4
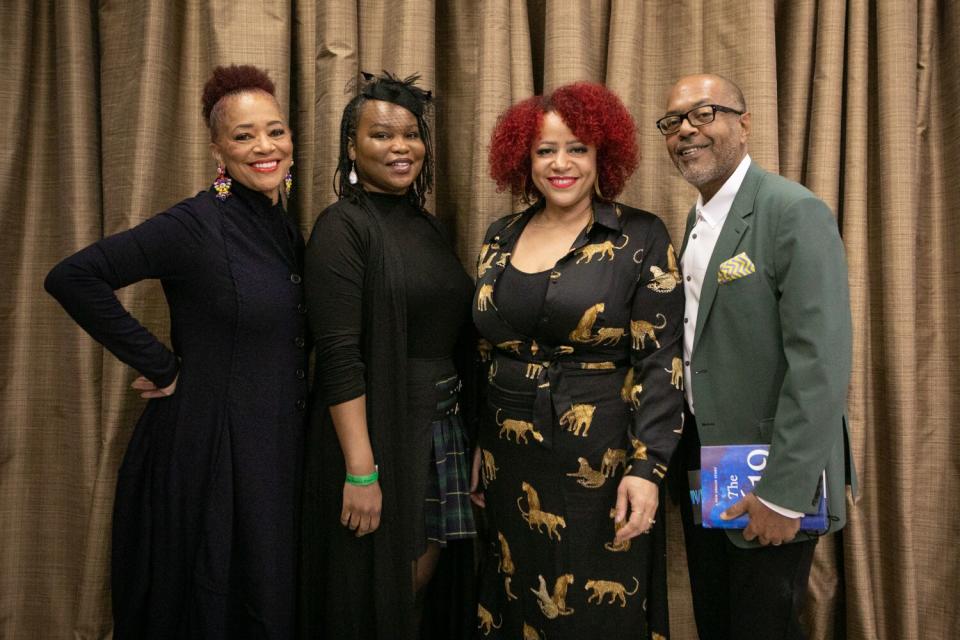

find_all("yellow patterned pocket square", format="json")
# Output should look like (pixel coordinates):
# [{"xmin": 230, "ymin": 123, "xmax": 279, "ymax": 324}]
[{"xmin": 717, "ymin": 252, "xmax": 756, "ymax": 284}]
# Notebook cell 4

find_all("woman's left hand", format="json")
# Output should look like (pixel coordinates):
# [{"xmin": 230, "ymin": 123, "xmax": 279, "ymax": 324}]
[
  {"xmin": 469, "ymin": 447, "xmax": 485, "ymax": 508},
  {"xmin": 613, "ymin": 475, "xmax": 658, "ymax": 543},
  {"xmin": 131, "ymin": 375, "xmax": 178, "ymax": 399}
]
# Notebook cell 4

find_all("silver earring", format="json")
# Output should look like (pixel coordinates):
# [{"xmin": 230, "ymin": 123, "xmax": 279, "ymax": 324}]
[{"xmin": 348, "ymin": 162, "xmax": 358, "ymax": 185}]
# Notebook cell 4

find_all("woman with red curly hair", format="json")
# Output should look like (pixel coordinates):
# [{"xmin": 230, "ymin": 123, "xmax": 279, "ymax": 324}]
[
  {"xmin": 45, "ymin": 65, "xmax": 304, "ymax": 638},
  {"xmin": 469, "ymin": 82, "xmax": 684, "ymax": 638}
]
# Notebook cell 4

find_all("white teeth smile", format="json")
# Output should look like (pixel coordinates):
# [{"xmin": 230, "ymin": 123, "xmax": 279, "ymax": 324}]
[
  {"xmin": 549, "ymin": 177, "xmax": 576, "ymax": 187},
  {"xmin": 252, "ymin": 161, "xmax": 278, "ymax": 169},
  {"xmin": 680, "ymin": 146, "xmax": 706, "ymax": 157}
]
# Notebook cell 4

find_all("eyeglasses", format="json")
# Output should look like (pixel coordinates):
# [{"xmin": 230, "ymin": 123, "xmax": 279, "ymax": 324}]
[{"xmin": 655, "ymin": 104, "xmax": 744, "ymax": 135}]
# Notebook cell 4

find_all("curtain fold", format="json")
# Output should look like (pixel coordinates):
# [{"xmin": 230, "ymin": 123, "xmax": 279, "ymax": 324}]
[{"xmin": 1, "ymin": 1, "xmax": 957, "ymax": 638}]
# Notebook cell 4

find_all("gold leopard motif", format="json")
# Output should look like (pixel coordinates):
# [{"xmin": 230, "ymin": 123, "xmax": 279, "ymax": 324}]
[
  {"xmin": 559, "ymin": 403, "xmax": 596, "ymax": 437},
  {"xmin": 555, "ymin": 345, "xmax": 574, "ymax": 356},
  {"xmin": 601, "ymin": 448, "xmax": 627, "ymax": 477},
  {"xmin": 569, "ymin": 303, "xmax": 604, "ymax": 343},
  {"xmin": 497, "ymin": 531, "xmax": 519, "ymax": 601},
  {"xmin": 590, "ymin": 327, "xmax": 625, "ymax": 346},
  {"xmin": 576, "ymin": 234, "xmax": 629, "ymax": 264},
  {"xmin": 477, "ymin": 283, "xmax": 496, "ymax": 311},
  {"xmin": 584, "ymin": 577, "xmax": 640, "ymax": 607},
  {"xmin": 631, "ymin": 313, "xmax": 667, "ymax": 350},
  {"xmin": 523, "ymin": 622, "xmax": 545, "ymax": 640},
  {"xmin": 477, "ymin": 603, "xmax": 502, "ymax": 635},
  {"xmin": 477, "ymin": 243, "xmax": 496, "ymax": 277},
  {"xmin": 497, "ymin": 409, "xmax": 544, "ymax": 444},
  {"xmin": 497, "ymin": 339, "xmax": 523, "ymax": 355},
  {"xmin": 497, "ymin": 531, "xmax": 515, "ymax": 575},
  {"xmin": 620, "ymin": 369, "xmax": 643, "ymax": 408},
  {"xmin": 653, "ymin": 463, "xmax": 668, "ymax": 479},
  {"xmin": 504, "ymin": 576, "xmax": 518, "ymax": 601},
  {"xmin": 665, "ymin": 356, "xmax": 683, "ymax": 389},
  {"xmin": 481, "ymin": 449, "xmax": 498, "ymax": 485},
  {"xmin": 496, "ymin": 252, "xmax": 511, "ymax": 267},
  {"xmin": 581, "ymin": 361, "xmax": 615, "ymax": 370},
  {"xmin": 525, "ymin": 362, "xmax": 544, "ymax": 379},
  {"xmin": 525, "ymin": 507, "xmax": 567, "ymax": 541},
  {"xmin": 652, "ymin": 633, "xmax": 667, "ymax": 640},
  {"xmin": 487, "ymin": 360, "xmax": 499, "ymax": 382},
  {"xmin": 630, "ymin": 437, "xmax": 648, "ymax": 461},
  {"xmin": 518, "ymin": 482, "xmax": 566, "ymax": 541},
  {"xmin": 604, "ymin": 508, "xmax": 631, "ymax": 552},
  {"xmin": 647, "ymin": 244, "xmax": 681, "ymax": 293},
  {"xmin": 566, "ymin": 457, "xmax": 606, "ymax": 488},
  {"xmin": 530, "ymin": 574, "xmax": 575, "ymax": 619}
]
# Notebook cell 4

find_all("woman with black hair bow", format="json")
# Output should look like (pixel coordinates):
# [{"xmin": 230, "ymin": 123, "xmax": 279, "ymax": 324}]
[{"xmin": 299, "ymin": 72, "xmax": 477, "ymax": 640}]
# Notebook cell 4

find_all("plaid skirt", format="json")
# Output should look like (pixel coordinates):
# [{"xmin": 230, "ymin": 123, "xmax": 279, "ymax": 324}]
[{"xmin": 422, "ymin": 373, "xmax": 476, "ymax": 545}]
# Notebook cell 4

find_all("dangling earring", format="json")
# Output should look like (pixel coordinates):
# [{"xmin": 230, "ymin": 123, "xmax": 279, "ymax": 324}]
[
  {"xmin": 214, "ymin": 165, "xmax": 232, "ymax": 201},
  {"xmin": 348, "ymin": 161, "xmax": 358, "ymax": 185},
  {"xmin": 284, "ymin": 160, "xmax": 294, "ymax": 197},
  {"xmin": 593, "ymin": 176, "xmax": 606, "ymax": 200}
]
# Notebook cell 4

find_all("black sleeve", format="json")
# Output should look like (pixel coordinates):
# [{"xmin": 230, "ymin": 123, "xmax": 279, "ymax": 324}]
[
  {"xmin": 44, "ymin": 203, "xmax": 204, "ymax": 388},
  {"xmin": 304, "ymin": 205, "xmax": 369, "ymax": 406},
  {"xmin": 626, "ymin": 217, "xmax": 685, "ymax": 483}
]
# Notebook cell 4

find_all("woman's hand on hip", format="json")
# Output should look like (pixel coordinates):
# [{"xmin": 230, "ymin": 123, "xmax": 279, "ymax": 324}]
[
  {"xmin": 341, "ymin": 482, "xmax": 382, "ymax": 537},
  {"xmin": 131, "ymin": 374, "xmax": 177, "ymax": 399}
]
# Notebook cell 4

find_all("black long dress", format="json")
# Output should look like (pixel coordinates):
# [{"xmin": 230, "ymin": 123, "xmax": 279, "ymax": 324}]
[
  {"xmin": 300, "ymin": 191, "xmax": 476, "ymax": 639},
  {"xmin": 45, "ymin": 182, "xmax": 308, "ymax": 639},
  {"xmin": 472, "ymin": 200, "xmax": 684, "ymax": 640}
]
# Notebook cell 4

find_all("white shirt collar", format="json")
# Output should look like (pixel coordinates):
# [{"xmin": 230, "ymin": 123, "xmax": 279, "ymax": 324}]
[{"xmin": 695, "ymin": 154, "xmax": 752, "ymax": 228}]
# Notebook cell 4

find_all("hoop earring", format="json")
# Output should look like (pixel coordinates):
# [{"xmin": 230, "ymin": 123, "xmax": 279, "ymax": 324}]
[
  {"xmin": 214, "ymin": 165, "xmax": 232, "ymax": 201},
  {"xmin": 284, "ymin": 160, "xmax": 294, "ymax": 197},
  {"xmin": 594, "ymin": 176, "xmax": 606, "ymax": 201},
  {"xmin": 348, "ymin": 161, "xmax": 358, "ymax": 185}
]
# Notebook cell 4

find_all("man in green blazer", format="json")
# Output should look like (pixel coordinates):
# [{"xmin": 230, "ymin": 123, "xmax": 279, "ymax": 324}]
[{"xmin": 659, "ymin": 74, "xmax": 856, "ymax": 639}]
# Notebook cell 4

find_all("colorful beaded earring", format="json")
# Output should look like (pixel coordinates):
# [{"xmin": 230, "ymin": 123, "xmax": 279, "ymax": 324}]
[
  {"xmin": 213, "ymin": 165, "xmax": 232, "ymax": 201},
  {"xmin": 284, "ymin": 160, "xmax": 294, "ymax": 197},
  {"xmin": 348, "ymin": 161, "xmax": 358, "ymax": 185}
]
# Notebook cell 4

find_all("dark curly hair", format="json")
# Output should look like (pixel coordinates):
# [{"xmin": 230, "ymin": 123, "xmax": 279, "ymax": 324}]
[
  {"xmin": 334, "ymin": 71, "xmax": 434, "ymax": 210},
  {"xmin": 489, "ymin": 82, "xmax": 639, "ymax": 203},
  {"xmin": 202, "ymin": 65, "xmax": 277, "ymax": 139}
]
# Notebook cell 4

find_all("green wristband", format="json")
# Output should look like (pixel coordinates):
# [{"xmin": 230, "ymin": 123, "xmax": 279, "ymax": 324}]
[{"xmin": 345, "ymin": 465, "xmax": 379, "ymax": 486}]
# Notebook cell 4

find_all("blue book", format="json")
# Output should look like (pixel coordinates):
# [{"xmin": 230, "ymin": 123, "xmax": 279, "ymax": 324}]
[{"xmin": 700, "ymin": 444, "xmax": 828, "ymax": 532}]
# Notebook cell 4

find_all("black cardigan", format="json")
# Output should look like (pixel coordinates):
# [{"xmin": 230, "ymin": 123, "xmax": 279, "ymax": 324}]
[{"xmin": 299, "ymin": 194, "xmax": 477, "ymax": 639}]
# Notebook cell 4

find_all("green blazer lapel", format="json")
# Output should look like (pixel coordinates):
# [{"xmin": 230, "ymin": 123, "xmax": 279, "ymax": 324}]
[{"xmin": 692, "ymin": 164, "xmax": 765, "ymax": 353}]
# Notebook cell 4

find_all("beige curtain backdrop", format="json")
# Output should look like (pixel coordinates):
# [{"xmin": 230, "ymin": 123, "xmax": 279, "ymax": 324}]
[{"xmin": 1, "ymin": 0, "xmax": 956, "ymax": 638}]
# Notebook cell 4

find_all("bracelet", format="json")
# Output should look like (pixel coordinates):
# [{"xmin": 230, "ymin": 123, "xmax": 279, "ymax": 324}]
[{"xmin": 345, "ymin": 465, "xmax": 379, "ymax": 486}]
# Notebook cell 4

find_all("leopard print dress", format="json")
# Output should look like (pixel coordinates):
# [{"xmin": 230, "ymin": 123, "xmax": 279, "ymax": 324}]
[{"xmin": 473, "ymin": 201, "xmax": 684, "ymax": 640}]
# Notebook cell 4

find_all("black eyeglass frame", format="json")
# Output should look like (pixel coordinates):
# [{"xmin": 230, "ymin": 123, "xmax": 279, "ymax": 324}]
[{"xmin": 655, "ymin": 104, "xmax": 744, "ymax": 135}]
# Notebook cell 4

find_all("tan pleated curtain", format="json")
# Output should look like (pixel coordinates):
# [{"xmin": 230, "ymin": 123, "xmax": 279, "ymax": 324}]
[{"xmin": 1, "ymin": 1, "xmax": 956, "ymax": 638}]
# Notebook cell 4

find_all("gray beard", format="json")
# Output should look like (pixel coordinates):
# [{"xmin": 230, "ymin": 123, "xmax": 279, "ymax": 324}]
[{"xmin": 676, "ymin": 144, "xmax": 741, "ymax": 191}]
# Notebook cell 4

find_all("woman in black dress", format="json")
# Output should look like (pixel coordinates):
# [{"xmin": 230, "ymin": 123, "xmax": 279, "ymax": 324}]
[
  {"xmin": 470, "ymin": 82, "xmax": 685, "ymax": 639},
  {"xmin": 44, "ymin": 65, "xmax": 306, "ymax": 638},
  {"xmin": 299, "ymin": 72, "xmax": 476, "ymax": 639}
]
